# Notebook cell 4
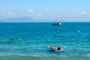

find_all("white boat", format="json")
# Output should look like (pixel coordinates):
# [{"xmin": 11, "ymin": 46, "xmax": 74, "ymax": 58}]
[
  {"xmin": 52, "ymin": 22, "xmax": 62, "ymax": 26},
  {"xmin": 58, "ymin": 22, "xmax": 62, "ymax": 25}
]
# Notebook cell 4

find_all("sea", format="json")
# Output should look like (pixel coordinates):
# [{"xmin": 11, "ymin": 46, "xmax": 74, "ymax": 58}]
[{"xmin": 0, "ymin": 22, "xmax": 90, "ymax": 60}]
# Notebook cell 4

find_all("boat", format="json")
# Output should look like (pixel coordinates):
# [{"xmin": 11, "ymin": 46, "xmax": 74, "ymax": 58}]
[{"xmin": 52, "ymin": 22, "xmax": 62, "ymax": 26}]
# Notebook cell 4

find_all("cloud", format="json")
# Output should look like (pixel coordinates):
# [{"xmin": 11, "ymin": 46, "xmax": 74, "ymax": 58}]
[
  {"xmin": 26, "ymin": 9, "xmax": 43, "ymax": 17},
  {"xmin": 7, "ymin": 12, "xmax": 16, "ymax": 16},
  {"xmin": 0, "ymin": 12, "xmax": 16, "ymax": 17},
  {"xmin": 27, "ymin": 9, "xmax": 35, "ymax": 13},
  {"xmin": 80, "ymin": 11, "xmax": 87, "ymax": 15}
]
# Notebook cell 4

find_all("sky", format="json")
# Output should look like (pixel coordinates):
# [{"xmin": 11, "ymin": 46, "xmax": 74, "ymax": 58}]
[{"xmin": 0, "ymin": 0, "xmax": 90, "ymax": 22}]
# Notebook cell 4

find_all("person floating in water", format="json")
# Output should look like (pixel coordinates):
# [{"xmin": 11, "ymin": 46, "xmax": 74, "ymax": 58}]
[{"xmin": 48, "ymin": 46, "xmax": 63, "ymax": 51}]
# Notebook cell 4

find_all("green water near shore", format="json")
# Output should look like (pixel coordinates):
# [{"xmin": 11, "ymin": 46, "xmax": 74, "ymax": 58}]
[{"xmin": 0, "ymin": 56, "xmax": 90, "ymax": 60}]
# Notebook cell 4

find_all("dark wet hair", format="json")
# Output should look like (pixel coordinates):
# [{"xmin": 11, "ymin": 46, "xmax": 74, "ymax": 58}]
[{"xmin": 57, "ymin": 47, "xmax": 61, "ymax": 50}]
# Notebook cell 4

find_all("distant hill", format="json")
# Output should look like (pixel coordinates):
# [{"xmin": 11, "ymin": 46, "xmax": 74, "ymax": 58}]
[
  {"xmin": 0, "ymin": 17, "xmax": 55, "ymax": 22},
  {"xmin": 0, "ymin": 17, "xmax": 35, "ymax": 22}
]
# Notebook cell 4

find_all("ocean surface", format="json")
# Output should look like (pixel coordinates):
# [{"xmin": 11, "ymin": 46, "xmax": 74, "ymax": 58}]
[{"xmin": 0, "ymin": 22, "xmax": 90, "ymax": 60}]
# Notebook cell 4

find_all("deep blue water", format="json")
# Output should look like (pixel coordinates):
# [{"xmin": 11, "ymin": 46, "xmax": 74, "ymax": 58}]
[{"xmin": 0, "ymin": 22, "xmax": 90, "ymax": 56}]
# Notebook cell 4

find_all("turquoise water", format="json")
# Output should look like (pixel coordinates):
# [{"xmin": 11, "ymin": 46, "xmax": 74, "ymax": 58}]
[{"xmin": 0, "ymin": 22, "xmax": 90, "ymax": 57}]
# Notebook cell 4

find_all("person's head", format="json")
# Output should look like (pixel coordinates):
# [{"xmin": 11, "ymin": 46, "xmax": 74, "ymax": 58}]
[{"xmin": 57, "ymin": 47, "xmax": 61, "ymax": 50}]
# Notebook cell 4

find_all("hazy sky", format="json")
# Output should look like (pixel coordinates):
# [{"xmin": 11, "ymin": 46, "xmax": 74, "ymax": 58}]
[{"xmin": 0, "ymin": 0, "xmax": 90, "ymax": 22}]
